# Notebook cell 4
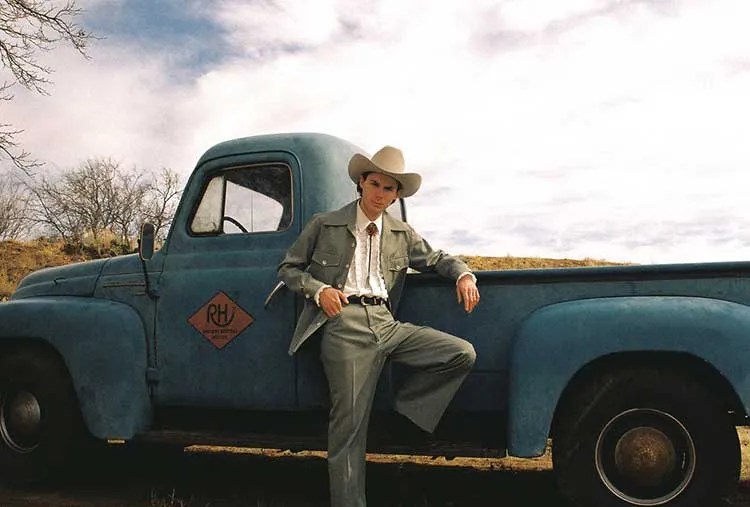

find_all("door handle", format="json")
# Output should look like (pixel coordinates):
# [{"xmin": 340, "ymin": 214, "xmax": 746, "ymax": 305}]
[{"xmin": 264, "ymin": 280, "xmax": 287, "ymax": 309}]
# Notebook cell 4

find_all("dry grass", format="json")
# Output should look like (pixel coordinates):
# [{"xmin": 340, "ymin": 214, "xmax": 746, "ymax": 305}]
[
  {"xmin": 462, "ymin": 254, "xmax": 628, "ymax": 271},
  {"xmin": 0, "ymin": 239, "xmax": 626, "ymax": 301},
  {"xmin": 0, "ymin": 239, "xmax": 88, "ymax": 301}
]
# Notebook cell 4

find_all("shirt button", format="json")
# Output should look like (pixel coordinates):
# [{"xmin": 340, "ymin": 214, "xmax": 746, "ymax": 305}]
[
  {"xmin": 322, "ymin": 260, "xmax": 327, "ymax": 265},
  {"xmin": 337, "ymin": 284, "xmax": 343, "ymax": 288},
  {"xmin": 345, "ymin": 264, "xmax": 350, "ymax": 268},
  {"xmin": 351, "ymin": 242, "xmax": 356, "ymax": 247}
]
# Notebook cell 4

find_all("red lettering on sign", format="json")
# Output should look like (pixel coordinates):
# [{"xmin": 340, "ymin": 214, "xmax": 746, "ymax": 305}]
[{"xmin": 188, "ymin": 292, "xmax": 254, "ymax": 349}]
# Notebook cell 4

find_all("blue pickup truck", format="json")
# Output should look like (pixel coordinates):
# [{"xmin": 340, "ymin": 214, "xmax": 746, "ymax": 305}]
[{"xmin": 1, "ymin": 133, "xmax": 747, "ymax": 507}]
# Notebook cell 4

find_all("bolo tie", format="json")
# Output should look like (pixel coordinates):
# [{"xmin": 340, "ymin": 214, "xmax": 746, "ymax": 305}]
[{"xmin": 366, "ymin": 222, "xmax": 378, "ymax": 287}]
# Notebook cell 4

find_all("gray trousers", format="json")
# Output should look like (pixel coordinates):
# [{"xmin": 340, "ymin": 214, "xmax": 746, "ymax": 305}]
[{"xmin": 320, "ymin": 303, "xmax": 476, "ymax": 507}]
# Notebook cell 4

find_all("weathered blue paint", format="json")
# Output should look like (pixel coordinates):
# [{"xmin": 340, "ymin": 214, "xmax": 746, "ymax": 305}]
[
  {"xmin": 0, "ymin": 297, "xmax": 151, "ymax": 439},
  {"xmin": 507, "ymin": 296, "xmax": 750, "ymax": 457},
  {"xmin": 399, "ymin": 262, "xmax": 750, "ymax": 454},
  {"xmin": 12, "ymin": 258, "xmax": 108, "ymax": 299}
]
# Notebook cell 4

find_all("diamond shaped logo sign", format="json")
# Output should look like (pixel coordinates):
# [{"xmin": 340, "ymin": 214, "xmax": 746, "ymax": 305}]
[{"xmin": 188, "ymin": 291, "xmax": 254, "ymax": 349}]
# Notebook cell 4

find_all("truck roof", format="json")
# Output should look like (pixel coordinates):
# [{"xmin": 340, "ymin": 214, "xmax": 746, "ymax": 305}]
[{"xmin": 196, "ymin": 132, "xmax": 365, "ymax": 168}]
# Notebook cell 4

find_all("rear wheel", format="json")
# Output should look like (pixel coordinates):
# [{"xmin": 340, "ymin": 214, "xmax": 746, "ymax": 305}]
[
  {"xmin": 553, "ymin": 368, "xmax": 739, "ymax": 507},
  {"xmin": 0, "ymin": 350, "xmax": 83, "ymax": 485}
]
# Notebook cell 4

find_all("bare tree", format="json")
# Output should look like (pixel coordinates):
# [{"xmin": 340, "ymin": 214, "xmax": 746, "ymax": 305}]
[
  {"xmin": 0, "ymin": 169, "xmax": 30, "ymax": 239},
  {"xmin": 144, "ymin": 167, "xmax": 181, "ymax": 241},
  {"xmin": 1, "ymin": 0, "xmax": 93, "ymax": 173},
  {"xmin": 110, "ymin": 168, "xmax": 148, "ymax": 246},
  {"xmin": 29, "ymin": 167, "xmax": 88, "ymax": 245},
  {"xmin": 28, "ymin": 158, "xmax": 181, "ymax": 255}
]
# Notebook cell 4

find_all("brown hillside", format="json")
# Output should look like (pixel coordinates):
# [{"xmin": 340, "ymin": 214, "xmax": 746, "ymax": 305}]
[
  {"xmin": 0, "ymin": 240, "xmax": 89, "ymax": 300},
  {"xmin": 0, "ymin": 240, "xmax": 625, "ymax": 301},
  {"xmin": 462, "ymin": 255, "xmax": 626, "ymax": 271}
]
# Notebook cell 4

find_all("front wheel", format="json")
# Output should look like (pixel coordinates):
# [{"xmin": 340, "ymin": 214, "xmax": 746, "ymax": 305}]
[
  {"xmin": 553, "ymin": 368, "xmax": 740, "ymax": 507},
  {"xmin": 0, "ymin": 350, "xmax": 84, "ymax": 485}
]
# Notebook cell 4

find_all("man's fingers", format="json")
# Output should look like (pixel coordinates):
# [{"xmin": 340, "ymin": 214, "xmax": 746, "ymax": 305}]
[
  {"xmin": 320, "ymin": 289, "xmax": 348, "ymax": 317},
  {"xmin": 458, "ymin": 284, "xmax": 480, "ymax": 313},
  {"xmin": 458, "ymin": 287, "xmax": 470, "ymax": 312}
]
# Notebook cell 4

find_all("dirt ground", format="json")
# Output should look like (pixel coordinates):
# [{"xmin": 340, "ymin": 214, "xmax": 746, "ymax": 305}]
[{"xmin": 2, "ymin": 429, "xmax": 750, "ymax": 507}]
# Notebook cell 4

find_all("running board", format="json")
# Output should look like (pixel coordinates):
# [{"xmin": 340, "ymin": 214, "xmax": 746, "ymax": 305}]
[{"xmin": 132, "ymin": 429, "xmax": 505, "ymax": 458}]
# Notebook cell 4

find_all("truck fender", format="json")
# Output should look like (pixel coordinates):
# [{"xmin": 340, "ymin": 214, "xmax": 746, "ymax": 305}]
[
  {"xmin": 0, "ymin": 296, "xmax": 152, "ymax": 439},
  {"xmin": 507, "ymin": 296, "xmax": 750, "ymax": 457}
]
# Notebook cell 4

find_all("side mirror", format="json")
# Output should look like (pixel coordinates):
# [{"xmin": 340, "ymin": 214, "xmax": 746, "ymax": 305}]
[{"xmin": 138, "ymin": 223, "xmax": 155, "ymax": 261}]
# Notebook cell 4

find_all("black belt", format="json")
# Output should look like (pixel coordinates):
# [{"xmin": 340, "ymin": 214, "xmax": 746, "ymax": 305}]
[{"xmin": 348, "ymin": 295, "xmax": 388, "ymax": 306}]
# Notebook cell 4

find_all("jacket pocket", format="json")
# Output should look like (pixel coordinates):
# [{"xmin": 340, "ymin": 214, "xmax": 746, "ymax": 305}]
[
  {"xmin": 308, "ymin": 250, "xmax": 342, "ymax": 284},
  {"xmin": 312, "ymin": 250, "xmax": 342, "ymax": 267}
]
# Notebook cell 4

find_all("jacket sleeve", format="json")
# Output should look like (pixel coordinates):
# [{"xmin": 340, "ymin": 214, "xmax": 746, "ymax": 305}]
[
  {"xmin": 405, "ymin": 224, "xmax": 472, "ymax": 281},
  {"xmin": 277, "ymin": 215, "xmax": 328, "ymax": 300}
]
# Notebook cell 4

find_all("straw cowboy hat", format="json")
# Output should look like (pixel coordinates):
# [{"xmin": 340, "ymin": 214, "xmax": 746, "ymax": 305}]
[{"xmin": 348, "ymin": 146, "xmax": 422, "ymax": 197}]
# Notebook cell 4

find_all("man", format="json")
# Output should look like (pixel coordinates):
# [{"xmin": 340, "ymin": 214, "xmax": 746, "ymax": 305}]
[{"xmin": 278, "ymin": 145, "xmax": 479, "ymax": 507}]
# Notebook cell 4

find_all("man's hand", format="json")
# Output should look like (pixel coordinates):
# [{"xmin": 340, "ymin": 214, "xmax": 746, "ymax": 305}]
[
  {"xmin": 319, "ymin": 287, "xmax": 349, "ymax": 317},
  {"xmin": 456, "ymin": 275, "xmax": 480, "ymax": 313}
]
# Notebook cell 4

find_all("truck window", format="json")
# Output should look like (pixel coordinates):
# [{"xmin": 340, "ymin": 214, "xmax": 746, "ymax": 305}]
[
  {"xmin": 190, "ymin": 164, "xmax": 292, "ymax": 235},
  {"xmin": 387, "ymin": 198, "xmax": 405, "ymax": 222}
]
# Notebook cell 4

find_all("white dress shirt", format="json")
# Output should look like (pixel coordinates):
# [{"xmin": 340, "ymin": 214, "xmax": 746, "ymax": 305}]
[{"xmin": 341, "ymin": 203, "xmax": 389, "ymax": 299}]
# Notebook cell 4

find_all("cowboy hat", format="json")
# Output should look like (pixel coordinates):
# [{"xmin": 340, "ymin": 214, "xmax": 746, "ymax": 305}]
[{"xmin": 348, "ymin": 146, "xmax": 422, "ymax": 197}]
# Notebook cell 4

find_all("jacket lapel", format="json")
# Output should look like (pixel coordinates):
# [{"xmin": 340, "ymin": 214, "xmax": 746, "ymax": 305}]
[{"xmin": 321, "ymin": 200, "xmax": 358, "ymax": 237}]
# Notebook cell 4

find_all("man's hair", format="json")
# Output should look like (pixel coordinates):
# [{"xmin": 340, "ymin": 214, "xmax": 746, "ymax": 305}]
[{"xmin": 356, "ymin": 171, "xmax": 403, "ymax": 196}]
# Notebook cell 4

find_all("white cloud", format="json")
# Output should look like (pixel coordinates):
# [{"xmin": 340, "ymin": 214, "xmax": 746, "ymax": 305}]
[{"xmin": 4, "ymin": 0, "xmax": 750, "ymax": 264}]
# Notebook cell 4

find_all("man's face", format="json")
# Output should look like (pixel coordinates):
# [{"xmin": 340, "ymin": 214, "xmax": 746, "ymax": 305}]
[{"xmin": 359, "ymin": 172, "xmax": 401, "ymax": 219}]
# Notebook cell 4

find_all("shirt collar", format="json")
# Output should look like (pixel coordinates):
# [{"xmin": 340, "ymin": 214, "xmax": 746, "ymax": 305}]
[{"xmin": 356, "ymin": 200, "xmax": 383, "ymax": 233}]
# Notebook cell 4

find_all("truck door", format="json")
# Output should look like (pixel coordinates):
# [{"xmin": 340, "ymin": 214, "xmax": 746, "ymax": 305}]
[{"xmin": 153, "ymin": 153, "xmax": 299, "ymax": 409}]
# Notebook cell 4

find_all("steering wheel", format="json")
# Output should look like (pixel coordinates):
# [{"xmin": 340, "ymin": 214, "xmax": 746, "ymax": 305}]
[{"xmin": 222, "ymin": 215, "xmax": 248, "ymax": 233}]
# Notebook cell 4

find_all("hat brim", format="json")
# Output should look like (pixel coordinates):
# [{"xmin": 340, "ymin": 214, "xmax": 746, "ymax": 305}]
[{"xmin": 348, "ymin": 153, "xmax": 421, "ymax": 198}]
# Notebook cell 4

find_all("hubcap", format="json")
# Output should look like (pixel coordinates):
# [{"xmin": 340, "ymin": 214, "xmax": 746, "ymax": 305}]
[
  {"xmin": 614, "ymin": 427, "xmax": 677, "ymax": 487},
  {"xmin": 595, "ymin": 408, "xmax": 696, "ymax": 506},
  {"xmin": 0, "ymin": 389, "xmax": 42, "ymax": 453}
]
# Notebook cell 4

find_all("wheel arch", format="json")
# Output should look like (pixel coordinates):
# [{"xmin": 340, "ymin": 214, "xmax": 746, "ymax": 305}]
[
  {"xmin": 550, "ymin": 351, "xmax": 747, "ymax": 440},
  {"xmin": 0, "ymin": 297, "xmax": 153, "ymax": 440},
  {"xmin": 507, "ymin": 296, "xmax": 750, "ymax": 457}
]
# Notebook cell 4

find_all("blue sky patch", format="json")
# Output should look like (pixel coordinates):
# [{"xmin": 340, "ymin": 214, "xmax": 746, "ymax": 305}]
[{"xmin": 83, "ymin": 0, "xmax": 226, "ymax": 71}]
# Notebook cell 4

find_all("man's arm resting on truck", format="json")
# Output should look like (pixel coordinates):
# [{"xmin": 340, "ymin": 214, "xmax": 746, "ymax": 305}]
[{"xmin": 402, "ymin": 223, "xmax": 479, "ymax": 313}]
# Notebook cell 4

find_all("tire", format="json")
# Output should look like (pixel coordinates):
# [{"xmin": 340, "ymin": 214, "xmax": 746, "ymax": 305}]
[
  {"xmin": 553, "ymin": 368, "xmax": 740, "ymax": 507},
  {"xmin": 0, "ymin": 350, "xmax": 83, "ymax": 485}
]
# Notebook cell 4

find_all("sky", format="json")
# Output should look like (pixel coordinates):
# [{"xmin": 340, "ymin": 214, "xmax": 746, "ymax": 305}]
[{"xmin": 3, "ymin": 0, "xmax": 750, "ymax": 264}]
